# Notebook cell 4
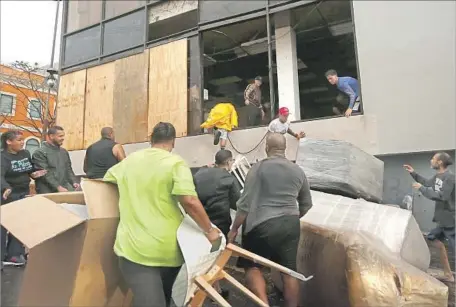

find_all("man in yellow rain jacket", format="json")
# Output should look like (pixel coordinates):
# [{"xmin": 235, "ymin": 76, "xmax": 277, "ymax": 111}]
[{"xmin": 201, "ymin": 103, "xmax": 238, "ymax": 150}]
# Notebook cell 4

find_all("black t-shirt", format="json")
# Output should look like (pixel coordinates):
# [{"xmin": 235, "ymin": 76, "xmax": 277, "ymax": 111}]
[
  {"xmin": 1, "ymin": 149, "xmax": 34, "ymax": 193},
  {"xmin": 85, "ymin": 138, "xmax": 119, "ymax": 179}
]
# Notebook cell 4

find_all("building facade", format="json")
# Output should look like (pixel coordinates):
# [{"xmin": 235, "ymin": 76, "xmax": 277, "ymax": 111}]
[
  {"xmin": 58, "ymin": 0, "xmax": 455, "ymax": 230},
  {"xmin": 0, "ymin": 64, "xmax": 57, "ymax": 155}
]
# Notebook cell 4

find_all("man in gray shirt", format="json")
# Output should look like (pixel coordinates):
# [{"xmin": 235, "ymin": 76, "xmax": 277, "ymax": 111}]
[
  {"xmin": 228, "ymin": 133, "xmax": 313, "ymax": 307},
  {"xmin": 404, "ymin": 152, "xmax": 455, "ymax": 282}
]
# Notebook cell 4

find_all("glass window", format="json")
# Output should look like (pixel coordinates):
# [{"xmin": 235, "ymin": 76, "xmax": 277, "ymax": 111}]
[
  {"xmin": 105, "ymin": 1, "xmax": 146, "ymax": 19},
  {"xmin": 148, "ymin": 1, "xmax": 197, "ymax": 41},
  {"xmin": 187, "ymin": 36, "xmax": 203, "ymax": 135},
  {"xmin": 29, "ymin": 99, "xmax": 42, "ymax": 119},
  {"xmin": 25, "ymin": 139, "xmax": 40, "ymax": 156},
  {"xmin": 199, "ymin": 0, "xmax": 266, "ymax": 24},
  {"xmin": 103, "ymin": 10, "xmax": 145, "ymax": 55},
  {"xmin": 0, "ymin": 93, "xmax": 14, "ymax": 115},
  {"xmin": 64, "ymin": 26, "xmax": 101, "ymax": 67},
  {"xmin": 67, "ymin": 1, "xmax": 102, "ymax": 33}
]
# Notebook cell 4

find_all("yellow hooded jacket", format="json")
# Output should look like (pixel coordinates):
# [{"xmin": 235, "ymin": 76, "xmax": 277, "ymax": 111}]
[{"xmin": 200, "ymin": 103, "xmax": 238, "ymax": 132}]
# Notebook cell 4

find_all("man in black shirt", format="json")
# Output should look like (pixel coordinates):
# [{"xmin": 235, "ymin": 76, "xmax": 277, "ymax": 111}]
[
  {"xmin": 84, "ymin": 127, "xmax": 126, "ymax": 179},
  {"xmin": 193, "ymin": 150, "xmax": 241, "ymax": 238},
  {"xmin": 404, "ymin": 152, "xmax": 455, "ymax": 282}
]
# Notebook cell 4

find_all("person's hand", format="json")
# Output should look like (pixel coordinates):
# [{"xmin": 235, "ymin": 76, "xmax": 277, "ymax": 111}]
[
  {"xmin": 30, "ymin": 169, "xmax": 47, "ymax": 179},
  {"xmin": 57, "ymin": 186, "xmax": 68, "ymax": 193},
  {"xmin": 245, "ymin": 100, "xmax": 250, "ymax": 105},
  {"xmin": 227, "ymin": 229, "xmax": 238, "ymax": 244},
  {"xmin": 205, "ymin": 227, "xmax": 221, "ymax": 244},
  {"xmin": 345, "ymin": 108, "xmax": 353, "ymax": 117},
  {"xmin": 2, "ymin": 188, "xmax": 12, "ymax": 200},
  {"xmin": 297, "ymin": 131, "xmax": 306, "ymax": 139},
  {"xmin": 412, "ymin": 183, "xmax": 422, "ymax": 189},
  {"xmin": 73, "ymin": 183, "xmax": 80, "ymax": 190},
  {"xmin": 403, "ymin": 164, "xmax": 414, "ymax": 173}
]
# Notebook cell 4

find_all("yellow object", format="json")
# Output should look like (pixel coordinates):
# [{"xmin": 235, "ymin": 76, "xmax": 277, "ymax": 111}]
[{"xmin": 200, "ymin": 103, "xmax": 238, "ymax": 131}]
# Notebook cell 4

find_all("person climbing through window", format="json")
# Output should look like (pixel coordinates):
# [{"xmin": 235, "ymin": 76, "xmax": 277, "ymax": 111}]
[{"xmin": 201, "ymin": 102, "xmax": 238, "ymax": 150}]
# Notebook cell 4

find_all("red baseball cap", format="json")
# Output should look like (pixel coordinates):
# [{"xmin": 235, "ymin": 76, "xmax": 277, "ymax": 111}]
[{"xmin": 279, "ymin": 107, "xmax": 290, "ymax": 116}]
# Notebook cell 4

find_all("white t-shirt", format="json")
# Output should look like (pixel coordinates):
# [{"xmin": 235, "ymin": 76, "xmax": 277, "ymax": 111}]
[{"xmin": 268, "ymin": 118, "xmax": 290, "ymax": 134}]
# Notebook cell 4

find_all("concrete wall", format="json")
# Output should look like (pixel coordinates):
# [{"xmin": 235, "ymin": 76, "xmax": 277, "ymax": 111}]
[
  {"xmin": 353, "ymin": 1, "xmax": 456, "ymax": 154},
  {"xmin": 379, "ymin": 151, "xmax": 456, "ymax": 232},
  {"xmin": 69, "ymin": 114, "xmax": 378, "ymax": 175}
]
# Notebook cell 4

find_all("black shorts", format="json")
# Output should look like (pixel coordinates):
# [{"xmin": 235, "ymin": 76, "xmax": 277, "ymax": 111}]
[
  {"xmin": 427, "ymin": 226, "xmax": 455, "ymax": 250},
  {"xmin": 237, "ymin": 215, "xmax": 300, "ymax": 271}
]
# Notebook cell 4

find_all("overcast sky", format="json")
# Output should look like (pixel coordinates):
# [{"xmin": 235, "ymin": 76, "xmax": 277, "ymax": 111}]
[{"xmin": 1, "ymin": 1, "xmax": 62, "ymax": 66}]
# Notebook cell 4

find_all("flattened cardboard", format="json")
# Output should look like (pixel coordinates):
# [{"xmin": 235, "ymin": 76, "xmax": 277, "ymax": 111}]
[
  {"xmin": 0, "ymin": 179, "xmax": 126, "ymax": 307},
  {"xmin": 0, "ymin": 196, "xmax": 85, "ymax": 248}
]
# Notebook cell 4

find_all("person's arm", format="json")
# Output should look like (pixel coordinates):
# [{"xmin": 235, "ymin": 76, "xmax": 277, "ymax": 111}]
[
  {"xmin": 172, "ymin": 162, "xmax": 219, "ymax": 241},
  {"xmin": 65, "ymin": 151, "xmax": 77, "ymax": 185},
  {"xmin": 419, "ymin": 176, "xmax": 455, "ymax": 203},
  {"xmin": 32, "ymin": 149, "xmax": 61, "ymax": 191},
  {"xmin": 83, "ymin": 152, "xmax": 88, "ymax": 174},
  {"xmin": 410, "ymin": 172, "xmax": 435, "ymax": 187},
  {"xmin": 298, "ymin": 174, "xmax": 313, "ymax": 217},
  {"xmin": 112, "ymin": 144, "xmax": 126, "ymax": 162},
  {"xmin": 287, "ymin": 128, "xmax": 298, "ymax": 138},
  {"xmin": 244, "ymin": 84, "xmax": 256, "ymax": 105},
  {"xmin": 1, "ymin": 156, "xmax": 11, "ymax": 193},
  {"xmin": 341, "ymin": 83, "xmax": 357, "ymax": 110},
  {"xmin": 228, "ymin": 178, "xmax": 242, "ymax": 210}
]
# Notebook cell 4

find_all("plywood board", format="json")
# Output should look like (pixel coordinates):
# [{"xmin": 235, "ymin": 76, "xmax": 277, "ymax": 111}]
[
  {"xmin": 84, "ymin": 62, "xmax": 115, "ymax": 148},
  {"xmin": 57, "ymin": 70, "xmax": 87, "ymax": 150},
  {"xmin": 148, "ymin": 39, "xmax": 188, "ymax": 137},
  {"xmin": 113, "ymin": 51, "xmax": 149, "ymax": 144}
]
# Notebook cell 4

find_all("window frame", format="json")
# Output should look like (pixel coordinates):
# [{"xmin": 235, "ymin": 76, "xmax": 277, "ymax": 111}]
[
  {"xmin": 24, "ymin": 137, "xmax": 41, "ymax": 155},
  {"xmin": 0, "ymin": 92, "xmax": 17, "ymax": 116},
  {"xmin": 27, "ymin": 98, "xmax": 42, "ymax": 120}
]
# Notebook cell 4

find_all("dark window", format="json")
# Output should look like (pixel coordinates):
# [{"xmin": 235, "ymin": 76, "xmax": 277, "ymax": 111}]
[
  {"xmin": 67, "ymin": 1, "xmax": 102, "ymax": 33},
  {"xmin": 199, "ymin": 0, "xmax": 266, "ymax": 24},
  {"xmin": 28, "ymin": 99, "xmax": 42, "ymax": 119},
  {"xmin": 0, "ymin": 93, "xmax": 14, "ymax": 115},
  {"xmin": 64, "ymin": 26, "xmax": 101, "ymax": 67},
  {"xmin": 187, "ymin": 36, "xmax": 203, "ymax": 135},
  {"xmin": 105, "ymin": 1, "xmax": 146, "ymax": 19},
  {"xmin": 103, "ymin": 10, "xmax": 145, "ymax": 55},
  {"xmin": 148, "ymin": 10, "xmax": 197, "ymax": 42},
  {"xmin": 25, "ymin": 139, "xmax": 40, "ymax": 156}
]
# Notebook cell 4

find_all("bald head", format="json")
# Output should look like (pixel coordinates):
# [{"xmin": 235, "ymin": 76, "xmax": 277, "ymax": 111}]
[
  {"xmin": 101, "ymin": 127, "xmax": 114, "ymax": 140},
  {"xmin": 266, "ymin": 133, "xmax": 286, "ymax": 157}
]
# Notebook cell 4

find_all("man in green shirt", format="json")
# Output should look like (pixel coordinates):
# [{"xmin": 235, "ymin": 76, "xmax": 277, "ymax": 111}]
[{"xmin": 104, "ymin": 122, "xmax": 220, "ymax": 307}]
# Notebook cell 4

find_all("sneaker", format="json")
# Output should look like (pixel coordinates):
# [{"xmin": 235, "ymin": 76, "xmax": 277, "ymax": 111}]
[
  {"xmin": 213, "ymin": 130, "xmax": 222, "ymax": 146},
  {"xmin": 3, "ymin": 255, "xmax": 26, "ymax": 267}
]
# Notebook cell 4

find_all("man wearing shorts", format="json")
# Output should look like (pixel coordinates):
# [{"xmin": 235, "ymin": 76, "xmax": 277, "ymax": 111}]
[
  {"xmin": 325, "ymin": 69, "xmax": 361, "ymax": 118},
  {"xmin": 404, "ymin": 152, "xmax": 455, "ymax": 282},
  {"xmin": 228, "ymin": 133, "xmax": 313, "ymax": 307}
]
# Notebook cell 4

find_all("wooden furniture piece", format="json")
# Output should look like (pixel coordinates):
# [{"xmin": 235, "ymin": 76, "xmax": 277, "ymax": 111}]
[{"xmin": 188, "ymin": 243, "xmax": 313, "ymax": 307}]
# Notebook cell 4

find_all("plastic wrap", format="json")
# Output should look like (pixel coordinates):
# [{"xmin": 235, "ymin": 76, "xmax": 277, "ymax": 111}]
[
  {"xmin": 303, "ymin": 190, "xmax": 430, "ymax": 271},
  {"xmin": 296, "ymin": 138, "xmax": 384, "ymax": 202},
  {"xmin": 271, "ymin": 223, "xmax": 448, "ymax": 307}
]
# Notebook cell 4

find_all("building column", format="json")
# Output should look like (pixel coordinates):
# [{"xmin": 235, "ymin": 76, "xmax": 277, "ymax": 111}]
[{"xmin": 274, "ymin": 10, "xmax": 301, "ymax": 121}]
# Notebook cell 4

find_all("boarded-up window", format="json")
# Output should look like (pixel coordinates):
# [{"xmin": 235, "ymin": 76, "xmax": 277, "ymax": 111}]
[
  {"xmin": 103, "ymin": 10, "xmax": 145, "ymax": 55},
  {"xmin": 66, "ymin": 1, "xmax": 102, "ymax": 33}
]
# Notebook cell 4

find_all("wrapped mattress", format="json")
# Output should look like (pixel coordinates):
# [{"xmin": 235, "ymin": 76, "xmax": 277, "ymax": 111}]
[
  {"xmin": 296, "ymin": 138, "xmax": 384, "ymax": 202},
  {"xmin": 303, "ymin": 191, "xmax": 430, "ymax": 270},
  {"xmin": 271, "ymin": 223, "xmax": 448, "ymax": 307}
]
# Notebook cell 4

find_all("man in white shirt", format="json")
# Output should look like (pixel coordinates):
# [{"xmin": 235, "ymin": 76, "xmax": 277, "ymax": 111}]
[{"xmin": 268, "ymin": 107, "xmax": 306, "ymax": 139}]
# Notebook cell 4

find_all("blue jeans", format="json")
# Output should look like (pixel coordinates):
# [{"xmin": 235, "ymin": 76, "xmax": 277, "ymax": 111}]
[{"xmin": 1, "ymin": 190, "xmax": 28, "ymax": 260}]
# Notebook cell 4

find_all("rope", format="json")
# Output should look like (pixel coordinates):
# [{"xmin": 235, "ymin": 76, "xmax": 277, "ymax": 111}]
[{"xmin": 227, "ymin": 132, "xmax": 268, "ymax": 155}]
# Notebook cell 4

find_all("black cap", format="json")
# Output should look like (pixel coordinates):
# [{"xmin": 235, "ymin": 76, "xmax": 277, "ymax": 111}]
[
  {"xmin": 215, "ymin": 149, "xmax": 233, "ymax": 165},
  {"xmin": 255, "ymin": 76, "xmax": 262, "ymax": 82}
]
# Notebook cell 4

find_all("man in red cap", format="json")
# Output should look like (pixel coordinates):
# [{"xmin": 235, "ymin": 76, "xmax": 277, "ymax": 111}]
[{"xmin": 268, "ymin": 107, "xmax": 306, "ymax": 139}]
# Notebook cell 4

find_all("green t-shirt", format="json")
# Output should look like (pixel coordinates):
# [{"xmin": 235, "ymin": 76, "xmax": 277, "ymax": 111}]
[{"xmin": 103, "ymin": 147, "xmax": 197, "ymax": 267}]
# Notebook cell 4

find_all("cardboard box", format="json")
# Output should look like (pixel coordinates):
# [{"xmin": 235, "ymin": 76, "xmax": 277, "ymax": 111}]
[
  {"xmin": 272, "ymin": 223, "xmax": 448, "ymax": 307},
  {"xmin": 1, "ymin": 179, "xmax": 130, "ymax": 307},
  {"xmin": 296, "ymin": 138, "xmax": 384, "ymax": 202}
]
